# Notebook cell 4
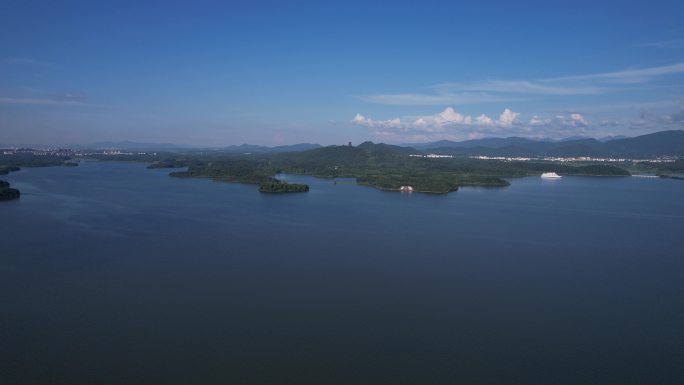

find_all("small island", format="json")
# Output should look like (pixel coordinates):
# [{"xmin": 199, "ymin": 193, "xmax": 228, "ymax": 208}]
[
  {"xmin": 170, "ymin": 158, "xmax": 311, "ymax": 193},
  {"xmin": 259, "ymin": 179, "xmax": 309, "ymax": 193},
  {"xmin": 0, "ymin": 180, "xmax": 20, "ymax": 201}
]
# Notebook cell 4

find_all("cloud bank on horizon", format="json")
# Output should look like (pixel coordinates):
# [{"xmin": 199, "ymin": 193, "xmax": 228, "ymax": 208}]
[
  {"xmin": 353, "ymin": 107, "xmax": 593, "ymax": 142},
  {"xmin": 353, "ymin": 62, "xmax": 684, "ymax": 142},
  {"xmin": 353, "ymin": 103, "xmax": 684, "ymax": 143}
]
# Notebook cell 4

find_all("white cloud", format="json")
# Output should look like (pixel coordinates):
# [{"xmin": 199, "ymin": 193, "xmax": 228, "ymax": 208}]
[
  {"xmin": 529, "ymin": 115, "xmax": 549, "ymax": 126},
  {"xmin": 439, "ymin": 107, "xmax": 467, "ymax": 123},
  {"xmin": 475, "ymin": 114, "xmax": 494, "ymax": 126},
  {"xmin": 548, "ymin": 62, "xmax": 684, "ymax": 84},
  {"xmin": 635, "ymin": 39, "xmax": 684, "ymax": 49},
  {"xmin": 351, "ymin": 107, "xmax": 605, "ymax": 142},
  {"xmin": 498, "ymin": 108, "xmax": 520, "ymax": 126},
  {"xmin": 352, "ymin": 113, "xmax": 366, "ymax": 124},
  {"xmin": 570, "ymin": 113, "xmax": 588, "ymax": 126},
  {"xmin": 0, "ymin": 97, "xmax": 84, "ymax": 106},
  {"xmin": 662, "ymin": 110, "xmax": 684, "ymax": 125},
  {"xmin": 360, "ymin": 62, "xmax": 684, "ymax": 106},
  {"xmin": 352, "ymin": 107, "xmax": 524, "ymax": 132},
  {"xmin": 433, "ymin": 80, "xmax": 604, "ymax": 95},
  {"xmin": 413, "ymin": 107, "xmax": 471, "ymax": 130},
  {"xmin": 539, "ymin": 113, "xmax": 589, "ymax": 129},
  {"xmin": 352, "ymin": 113, "xmax": 402, "ymax": 129}
]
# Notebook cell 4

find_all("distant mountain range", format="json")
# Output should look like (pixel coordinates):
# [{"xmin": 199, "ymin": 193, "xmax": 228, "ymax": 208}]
[
  {"xmin": 406, "ymin": 130, "xmax": 684, "ymax": 157},
  {"xmin": 79, "ymin": 141, "xmax": 191, "ymax": 150},
  {"xmin": 70, "ymin": 130, "xmax": 683, "ymax": 157},
  {"xmin": 78, "ymin": 141, "xmax": 322, "ymax": 153},
  {"xmin": 218, "ymin": 143, "xmax": 322, "ymax": 153}
]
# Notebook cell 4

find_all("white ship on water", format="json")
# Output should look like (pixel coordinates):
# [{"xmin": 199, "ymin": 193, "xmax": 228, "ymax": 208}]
[{"xmin": 541, "ymin": 172, "xmax": 562, "ymax": 179}]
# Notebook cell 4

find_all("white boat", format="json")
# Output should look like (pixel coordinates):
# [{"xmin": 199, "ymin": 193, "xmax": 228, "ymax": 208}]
[{"xmin": 541, "ymin": 172, "xmax": 562, "ymax": 179}]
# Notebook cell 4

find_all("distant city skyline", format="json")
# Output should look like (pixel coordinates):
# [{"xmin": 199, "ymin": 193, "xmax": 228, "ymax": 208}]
[{"xmin": 1, "ymin": 1, "xmax": 683, "ymax": 146}]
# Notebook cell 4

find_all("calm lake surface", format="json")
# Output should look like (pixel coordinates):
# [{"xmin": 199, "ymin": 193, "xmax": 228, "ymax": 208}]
[{"xmin": 2, "ymin": 161, "xmax": 684, "ymax": 384}]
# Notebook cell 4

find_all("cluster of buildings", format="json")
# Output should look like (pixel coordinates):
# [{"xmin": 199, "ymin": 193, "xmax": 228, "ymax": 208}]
[
  {"xmin": 82, "ymin": 150, "xmax": 158, "ymax": 156},
  {"xmin": 409, "ymin": 154, "xmax": 454, "ymax": 159},
  {"xmin": 1, "ymin": 148, "xmax": 75, "ymax": 156},
  {"xmin": 469, "ymin": 155, "xmax": 677, "ymax": 163},
  {"xmin": 407, "ymin": 153, "xmax": 677, "ymax": 163},
  {"xmin": 1, "ymin": 147, "xmax": 158, "ymax": 157}
]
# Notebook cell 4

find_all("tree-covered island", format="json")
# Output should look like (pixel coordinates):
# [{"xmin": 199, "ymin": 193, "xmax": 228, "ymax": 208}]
[
  {"xmin": 168, "ymin": 157, "xmax": 309, "ymax": 193},
  {"xmin": 161, "ymin": 141, "xmax": 632, "ymax": 194},
  {"xmin": 0, "ymin": 180, "xmax": 20, "ymax": 201}
]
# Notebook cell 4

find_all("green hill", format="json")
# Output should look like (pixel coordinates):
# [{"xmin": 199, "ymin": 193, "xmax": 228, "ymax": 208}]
[{"xmin": 418, "ymin": 130, "xmax": 684, "ymax": 157}]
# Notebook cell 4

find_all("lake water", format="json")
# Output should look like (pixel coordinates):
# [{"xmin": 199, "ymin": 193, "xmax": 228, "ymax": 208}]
[{"xmin": 2, "ymin": 161, "xmax": 684, "ymax": 384}]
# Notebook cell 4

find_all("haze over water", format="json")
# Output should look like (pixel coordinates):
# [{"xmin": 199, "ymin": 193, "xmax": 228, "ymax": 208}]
[{"xmin": 2, "ymin": 161, "xmax": 684, "ymax": 384}]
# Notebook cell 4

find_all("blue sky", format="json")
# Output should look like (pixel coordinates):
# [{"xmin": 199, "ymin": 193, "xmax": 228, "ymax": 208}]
[{"xmin": 1, "ymin": 1, "xmax": 683, "ymax": 146}]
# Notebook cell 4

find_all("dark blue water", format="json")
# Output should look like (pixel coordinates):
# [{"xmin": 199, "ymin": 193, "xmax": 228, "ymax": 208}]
[{"xmin": 2, "ymin": 161, "xmax": 684, "ymax": 384}]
